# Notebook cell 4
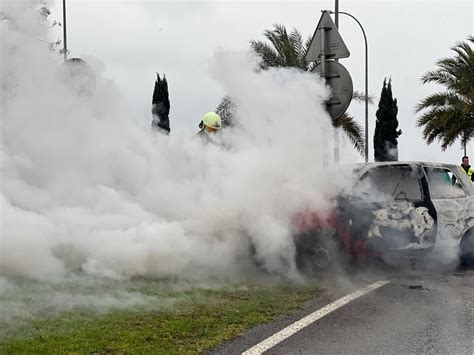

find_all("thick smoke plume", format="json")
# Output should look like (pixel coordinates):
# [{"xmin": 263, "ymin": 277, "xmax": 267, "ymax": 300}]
[{"xmin": 0, "ymin": 2, "xmax": 358, "ymax": 286}]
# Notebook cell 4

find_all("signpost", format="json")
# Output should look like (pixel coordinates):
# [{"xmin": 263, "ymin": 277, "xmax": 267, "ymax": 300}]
[
  {"xmin": 305, "ymin": 10, "xmax": 353, "ymax": 165},
  {"xmin": 306, "ymin": 11, "xmax": 350, "ymax": 63},
  {"xmin": 312, "ymin": 61, "xmax": 353, "ymax": 120},
  {"xmin": 306, "ymin": 10, "xmax": 352, "ymax": 120}
]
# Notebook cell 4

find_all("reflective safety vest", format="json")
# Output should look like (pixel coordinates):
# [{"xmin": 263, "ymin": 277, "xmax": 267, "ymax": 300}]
[{"xmin": 461, "ymin": 164, "xmax": 473, "ymax": 180}]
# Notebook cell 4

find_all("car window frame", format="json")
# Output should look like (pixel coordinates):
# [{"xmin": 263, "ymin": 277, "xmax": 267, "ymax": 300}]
[
  {"xmin": 452, "ymin": 166, "xmax": 474, "ymax": 195},
  {"xmin": 351, "ymin": 163, "xmax": 425, "ymax": 203},
  {"xmin": 422, "ymin": 164, "xmax": 469, "ymax": 200}
]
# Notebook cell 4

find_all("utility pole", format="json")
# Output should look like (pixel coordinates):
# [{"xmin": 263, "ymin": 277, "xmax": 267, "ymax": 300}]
[{"xmin": 62, "ymin": 0, "xmax": 68, "ymax": 62}]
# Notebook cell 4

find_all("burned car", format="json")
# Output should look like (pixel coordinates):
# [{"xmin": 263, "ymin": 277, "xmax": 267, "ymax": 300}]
[{"xmin": 293, "ymin": 162, "xmax": 474, "ymax": 273}]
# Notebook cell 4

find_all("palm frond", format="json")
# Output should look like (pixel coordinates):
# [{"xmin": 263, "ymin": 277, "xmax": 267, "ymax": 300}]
[
  {"xmin": 352, "ymin": 90, "xmax": 375, "ymax": 104},
  {"xmin": 415, "ymin": 92, "xmax": 462, "ymax": 112},
  {"xmin": 333, "ymin": 113, "xmax": 365, "ymax": 154},
  {"xmin": 249, "ymin": 40, "xmax": 284, "ymax": 69},
  {"xmin": 289, "ymin": 28, "xmax": 305, "ymax": 64},
  {"xmin": 263, "ymin": 24, "xmax": 287, "ymax": 61},
  {"xmin": 451, "ymin": 41, "xmax": 472, "ymax": 64},
  {"xmin": 420, "ymin": 69, "xmax": 456, "ymax": 86},
  {"xmin": 215, "ymin": 96, "xmax": 236, "ymax": 127}
]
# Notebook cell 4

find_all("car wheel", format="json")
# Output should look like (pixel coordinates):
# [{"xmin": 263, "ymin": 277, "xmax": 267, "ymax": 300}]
[
  {"xmin": 295, "ymin": 230, "xmax": 348, "ymax": 277},
  {"xmin": 460, "ymin": 229, "xmax": 474, "ymax": 268}
]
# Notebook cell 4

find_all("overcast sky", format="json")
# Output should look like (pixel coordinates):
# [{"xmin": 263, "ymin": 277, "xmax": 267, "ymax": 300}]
[{"xmin": 49, "ymin": 0, "xmax": 473, "ymax": 164}]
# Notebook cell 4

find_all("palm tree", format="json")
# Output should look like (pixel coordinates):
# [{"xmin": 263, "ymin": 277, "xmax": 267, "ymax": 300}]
[
  {"xmin": 218, "ymin": 24, "xmax": 371, "ymax": 154},
  {"xmin": 249, "ymin": 24, "xmax": 316, "ymax": 71},
  {"xmin": 416, "ymin": 36, "xmax": 474, "ymax": 155}
]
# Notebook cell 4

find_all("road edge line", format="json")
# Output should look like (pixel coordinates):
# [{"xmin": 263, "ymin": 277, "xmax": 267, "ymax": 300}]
[{"xmin": 242, "ymin": 280, "xmax": 391, "ymax": 355}]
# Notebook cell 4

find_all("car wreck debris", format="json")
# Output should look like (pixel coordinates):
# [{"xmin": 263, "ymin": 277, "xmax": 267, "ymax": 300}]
[{"xmin": 368, "ymin": 203, "xmax": 435, "ymax": 249}]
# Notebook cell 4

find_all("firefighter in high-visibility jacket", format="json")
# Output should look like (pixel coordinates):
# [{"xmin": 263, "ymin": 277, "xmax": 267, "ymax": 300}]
[{"xmin": 461, "ymin": 156, "xmax": 474, "ymax": 182}]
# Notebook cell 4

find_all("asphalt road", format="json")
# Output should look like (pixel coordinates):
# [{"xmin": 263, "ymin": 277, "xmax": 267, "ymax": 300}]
[{"xmin": 210, "ymin": 269, "xmax": 474, "ymax": 354}]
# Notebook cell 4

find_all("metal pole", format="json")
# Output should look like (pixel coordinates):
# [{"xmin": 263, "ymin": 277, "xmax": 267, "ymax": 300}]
[
  {"xmin": 320, "ymin": 27, "xmax": 326, "ymax": 78},
  {"xmin": 337, "ymin": 11, "xmax": 369, "ymax": 162},
  {"xmin": 333, "ymin": 1, "xmax": 340, "ymax": 165},
  {"xmin": 364, "ymin": 34, "xmax": 368, "ymax": 162},
  {"xmin": 320, "ymin": 26, "xmax": 328, "ymax": 167},
  {"xmin": 62, "ymin": 0, "xmax": 68, "ymax": 62}
]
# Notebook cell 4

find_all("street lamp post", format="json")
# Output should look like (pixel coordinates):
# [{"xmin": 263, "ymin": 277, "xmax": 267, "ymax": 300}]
[
  {"xmin": 62, "ymin": 0, "xmax": 68, "ymax": 62},
  {"xmin": 329, "ymin": 10, "xmax": 369, "ymax": 162}
]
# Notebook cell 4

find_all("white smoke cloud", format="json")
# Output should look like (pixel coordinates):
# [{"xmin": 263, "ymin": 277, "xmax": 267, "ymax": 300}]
[{"xmin": 0, "ymin": 1, "xmax": 359, "ymax": 284}]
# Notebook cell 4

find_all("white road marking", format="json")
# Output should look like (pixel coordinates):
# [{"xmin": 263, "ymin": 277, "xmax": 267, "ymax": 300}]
[{"xmin": 242, "ymin": 280, "xmax": 391, "ymax": 355}]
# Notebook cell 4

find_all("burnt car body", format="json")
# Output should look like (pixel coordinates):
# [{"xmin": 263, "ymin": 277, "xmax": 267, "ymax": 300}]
[{"xmin": 294, "ymin": 162, "xmax": 474, "ymax": 273}]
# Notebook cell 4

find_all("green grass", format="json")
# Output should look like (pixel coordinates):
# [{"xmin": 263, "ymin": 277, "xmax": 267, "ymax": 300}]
[{"xmin": 0, "ymin": 281, "xmax": 321, "ymax": 354}]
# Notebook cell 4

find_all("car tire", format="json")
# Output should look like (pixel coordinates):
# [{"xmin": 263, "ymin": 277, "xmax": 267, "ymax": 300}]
[
  {"xmin": 295, "ymin": 230, "xmax": 349, "ymax": 277},
  {"xmin": 460, "ymin": 229, "xmax": 474, "ymax": 268}
]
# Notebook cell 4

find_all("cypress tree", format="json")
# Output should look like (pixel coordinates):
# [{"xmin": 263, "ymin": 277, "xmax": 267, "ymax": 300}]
[
  {"xmin": 151, "ymin": 73, "xmax": 171, "ymax": 134},
  {"xmin": 374, "ymin": 78, "xmax": 402, "ymax": 161}
]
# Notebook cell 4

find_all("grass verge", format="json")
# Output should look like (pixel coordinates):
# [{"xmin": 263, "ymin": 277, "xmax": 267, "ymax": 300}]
[{"xmin": 0, "ymin": 281, "xmax": 321, "ymax": 354}]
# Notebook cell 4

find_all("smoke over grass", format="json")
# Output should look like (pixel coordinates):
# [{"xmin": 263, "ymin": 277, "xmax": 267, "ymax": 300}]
[{"xmin": 0, "ymin": 1, "xmax": 359, "ymax": 320}]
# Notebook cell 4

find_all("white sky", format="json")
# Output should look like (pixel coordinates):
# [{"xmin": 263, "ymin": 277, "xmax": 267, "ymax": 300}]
[{"xmin": 50, "ymin": 0, "xmax": 473, "ymax": 164}]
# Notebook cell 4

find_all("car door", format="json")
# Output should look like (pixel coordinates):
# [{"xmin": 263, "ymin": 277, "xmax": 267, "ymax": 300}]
[
  {"xmin": 341, "ymin": 163, "xmax": 437, "ymax": 257},
  {"xmin": 423, "ymin": 165, "xmax": 474, "ymax": 251}
]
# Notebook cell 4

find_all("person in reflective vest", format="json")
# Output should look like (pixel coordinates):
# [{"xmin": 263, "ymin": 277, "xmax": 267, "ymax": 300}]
[{"xmin": 461, "ymin": 156, "xmax": 474, "ymax": 182}]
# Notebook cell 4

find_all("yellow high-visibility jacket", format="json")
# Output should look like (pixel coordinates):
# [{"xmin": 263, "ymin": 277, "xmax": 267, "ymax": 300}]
[{"xmin": 461, "ymin": 164, "xmax": 474, "ymax": 181}]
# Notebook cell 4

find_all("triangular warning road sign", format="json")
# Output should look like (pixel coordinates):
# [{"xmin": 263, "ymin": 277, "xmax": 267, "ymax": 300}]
[{"xmin": 305, "ymin": 10, "xmax": 350, "ymax": 61}]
